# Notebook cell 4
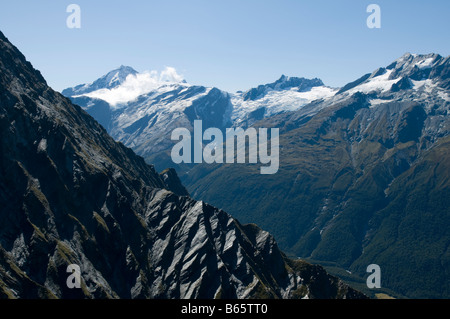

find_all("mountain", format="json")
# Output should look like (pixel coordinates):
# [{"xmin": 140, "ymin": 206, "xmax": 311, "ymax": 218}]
[
  {"xmin": 231, "ymin": 75, "xmax": 336, "ymax": 128},
  {"xmin": 0, "ymin": 31, "xmax": 365, "ymax": 299},
  {"xmin": 60, "ymin": 66, "xmax": 140, "ymax": 132},
  {"xmin": 62, "ymin": 69, "xmax": 335, "ymax": 173},
  {"xmin": 64, "ymin": 71, "xmax": 233, "ymax": 173},
  {"xmin": 242, "ymin": 75, "xmax": 325, "ymax": 101},
  {"xmin": 61, "ymin": 65, "xmax": 139, "ymax": 96},
  {"xmin": 184, "ymin": 53, "xmax": 450, "ymax": 298}
]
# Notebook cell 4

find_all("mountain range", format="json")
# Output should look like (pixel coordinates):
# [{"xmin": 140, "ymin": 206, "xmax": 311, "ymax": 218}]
[
  {"xmin": 0, "ymin": 31, "xmax": 364, "ymax": 299},
  {"xmin": 62, "ymin": 51, "xmax": 450, "ymax": 299},
  {"xmin": 62, "ymin": 66, "xmax": 336, "ymax": 173},
  {"xmin": 185, "ymin": 53, "xmax": 450, "ymax": 298}
]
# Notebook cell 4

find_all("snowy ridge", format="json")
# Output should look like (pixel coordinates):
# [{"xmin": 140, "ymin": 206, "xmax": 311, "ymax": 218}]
[
  {"xmin": 74, "ymin": 67, "xmax": 186, "ymax": 108},
  {"xmin": 231, "ymin": 86, "xmax": 337, "ymax": 126},
  {"xmin": 333, "ymin": 53, "xmax": 450, "ymax": 109},
  {"xmin": 346, "ymin": 69, "xmax": 400, "ymax": 95},
  {"xmin": 62, "ymin": 65, "xmax": 139, "ymax": 97},
  {"xmin": 69, "ymin": 68, "xmax": 335, "ymax": 124}
]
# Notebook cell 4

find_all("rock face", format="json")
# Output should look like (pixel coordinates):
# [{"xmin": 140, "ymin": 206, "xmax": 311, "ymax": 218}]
[
  {"xmin": 0, "ymin": 31, "xmax": 364, "ymax": 299},
  {"xmin": 185, "ymin": 53, "xmax": 450, "ymax": 298}
]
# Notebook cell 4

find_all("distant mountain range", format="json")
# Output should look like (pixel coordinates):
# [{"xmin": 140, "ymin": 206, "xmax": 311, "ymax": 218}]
[
  {"xmin": 62, "ymin": 52, "xmax": 450, "ymax": 299},
  {"xmin": 185, "ymin": 52, "xmax": 450, "ymax": 298},
  {"xmin": 62, "ymin": 66, "xmax": 336, "ymax": 172},
  {"xmin": 0, "ymin": 30, "xmax": 364, "ymax": 299}
]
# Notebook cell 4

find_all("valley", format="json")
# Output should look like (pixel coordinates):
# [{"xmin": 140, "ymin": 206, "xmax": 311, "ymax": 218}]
[{"xmin": 62, "ymin": 53, "xmax": 450, "ymax": 299}]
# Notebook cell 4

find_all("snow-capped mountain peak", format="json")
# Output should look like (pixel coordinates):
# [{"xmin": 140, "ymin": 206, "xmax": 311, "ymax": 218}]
[
  {"xmin": 103, "ymin": 65, "xmax": 138, "ymax": 88},
  {"xmin": 62, "ymin": 65, "xmax": 138, "ymax": 97},
  {"xmin": 386, "ymin": 53, "xmax": 443, "ymax": 80},
  {"xmin": 338, "ymin": 53, "xmax": 448, "ymax": 99},
  {"xmin": 242, "ymin": 75, "xmax": 325, "ymax": 101},
  {"xmin": 66, "ymin": 66, "xmax": 187, "ymax": 107},
  {"xmin": 231, "ymin": 75, "xmax": 336, "ymax": 127}
]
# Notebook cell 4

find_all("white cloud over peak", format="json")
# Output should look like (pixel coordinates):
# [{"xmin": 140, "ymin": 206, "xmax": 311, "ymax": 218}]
[
  {"xmin": 160, "ymin": 66, "xmax": 184, "ymax": 83},
  {"xmin": 80, "ymin": 67, "xmax": 185, "ymax": 107}
]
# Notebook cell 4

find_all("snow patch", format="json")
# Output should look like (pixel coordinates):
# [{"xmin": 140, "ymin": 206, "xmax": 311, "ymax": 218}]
[
  {"xmin": 369, "ymin": 98, "xmax": 394, "ymax": 107},
  {"xmin": 416, "ymin": 57, "xmax": 435, "ymax": 69},
  {"xmin": 348, "ymin": 69, "xmax": 400, "ymax": 94},
  {"xmin": 438, "ymin": 91, "xmax": 450, "ymax": 102},
  {"xmin": 37, "ymin": 138, "xmax": 47, "ymax": 152},
  {"xmin": 411, "ymin": 79, "xmax": 433, "ymax": 90}
]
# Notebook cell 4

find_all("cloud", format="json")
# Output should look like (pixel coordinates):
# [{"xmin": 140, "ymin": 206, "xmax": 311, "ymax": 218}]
[
  {"xmin": 160, "ymin": 66, "xmax": 184, "ymax": 83},
  {"xmin": 82, "ymin": 67, "xmax": 185, "ymax": 107}
]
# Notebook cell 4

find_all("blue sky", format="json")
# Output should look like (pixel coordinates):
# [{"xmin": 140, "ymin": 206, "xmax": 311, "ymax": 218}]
[{"xmin": 0, "ymin": 0, "xmax": 449, "ymax": 92}]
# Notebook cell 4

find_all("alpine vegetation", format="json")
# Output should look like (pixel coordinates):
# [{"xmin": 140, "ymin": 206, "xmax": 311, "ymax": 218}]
[{"xmin": 171, "ymin": 120, "xmax": 279, "ymax": 174}]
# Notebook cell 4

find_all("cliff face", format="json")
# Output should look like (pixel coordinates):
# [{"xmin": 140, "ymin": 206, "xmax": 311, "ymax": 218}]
[{"xmin": 0, "ymin": 31, "xmax": 364, "ymax": 299}]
